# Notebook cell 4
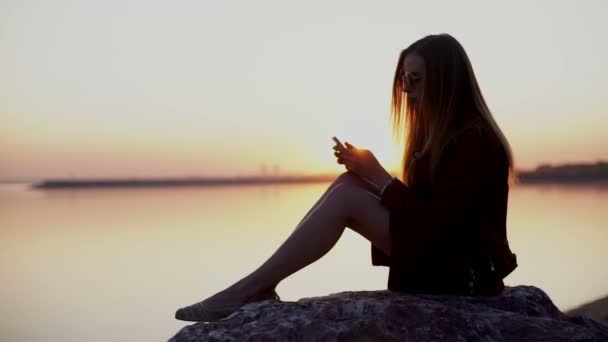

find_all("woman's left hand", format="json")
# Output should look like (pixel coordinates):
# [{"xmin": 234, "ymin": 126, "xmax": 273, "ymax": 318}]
[{"xmin": 334, "ymin": 142, "xmax": 391, "ymax": 185}]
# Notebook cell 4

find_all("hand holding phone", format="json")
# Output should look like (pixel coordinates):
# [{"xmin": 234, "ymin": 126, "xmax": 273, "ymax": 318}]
[{"xmin": 332, "ymin": 136, "xmax": 346, "ymax": 152}]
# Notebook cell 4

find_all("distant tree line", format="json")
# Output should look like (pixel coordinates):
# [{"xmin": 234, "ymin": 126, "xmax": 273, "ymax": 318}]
[{"xmin": 518, "ymin": 161, "xmax": 608, "ymax": 183}]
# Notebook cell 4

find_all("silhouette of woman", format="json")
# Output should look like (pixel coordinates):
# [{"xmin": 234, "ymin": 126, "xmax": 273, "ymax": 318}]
[{"xmin": 175, "ymin": 33, "xmax": 518, "ymax": 322}]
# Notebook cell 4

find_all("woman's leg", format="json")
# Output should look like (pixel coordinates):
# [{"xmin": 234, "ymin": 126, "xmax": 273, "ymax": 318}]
[
  {"xmin": 199, "ymin": 173, "xmax": 391, "ymax": 306},
  {"xmin": 293, "ymin": 171, "xmax": 380, "ymax": 231}
]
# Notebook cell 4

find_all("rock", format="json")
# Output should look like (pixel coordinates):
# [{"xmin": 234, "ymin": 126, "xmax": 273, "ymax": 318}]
[
  {"xmin": 567, "ymin": 295, "xmax": 608, "ymax": 324},
  {"xmin": 170, "ymin": 286, "xmax": 608, "ymax": 342}
]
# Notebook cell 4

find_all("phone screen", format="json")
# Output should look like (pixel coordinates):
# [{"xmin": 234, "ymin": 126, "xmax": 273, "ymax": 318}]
[{"xmin": 332, "ymin": 137, "xmax": 345, "ymax": 151}]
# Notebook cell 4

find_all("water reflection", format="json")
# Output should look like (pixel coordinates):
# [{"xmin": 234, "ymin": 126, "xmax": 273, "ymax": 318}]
[{"xmin": 0, "ymin": 182, "xmax": 606, "ymax": 341}]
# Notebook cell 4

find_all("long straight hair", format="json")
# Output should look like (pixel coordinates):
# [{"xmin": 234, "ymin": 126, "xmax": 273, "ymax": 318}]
[{"xmin": 391, "ymin": 34, "xmax": 518, "ymax": 186}]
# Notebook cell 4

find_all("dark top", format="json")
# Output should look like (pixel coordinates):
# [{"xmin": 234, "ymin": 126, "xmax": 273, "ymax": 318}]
[{"xmin": 371, "ymin": 117, "xmax": 518, "ymax": 296}]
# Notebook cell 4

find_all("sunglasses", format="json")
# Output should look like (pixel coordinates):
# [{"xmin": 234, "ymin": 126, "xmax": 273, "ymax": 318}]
[{"xmin": 400, "ymin": 71, "xmax": 423, "ymax": 89}]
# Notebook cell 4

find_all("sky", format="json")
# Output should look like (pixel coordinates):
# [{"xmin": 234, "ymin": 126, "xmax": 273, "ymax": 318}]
[{"xmin": 1, "ymin": 0, "xmax": 607, "ymax": 180}]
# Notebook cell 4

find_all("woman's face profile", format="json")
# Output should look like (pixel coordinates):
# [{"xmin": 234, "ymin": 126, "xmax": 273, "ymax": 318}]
[{"xmin": 401, "ymin": 54, "xmax": 425, "ymax": 110}]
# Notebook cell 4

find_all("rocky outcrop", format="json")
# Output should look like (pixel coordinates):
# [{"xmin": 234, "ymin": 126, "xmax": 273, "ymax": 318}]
[
  {"xmin": 170, "ymin": 286, "xmax": 608, "ymax": 341},
  {"xmin": 567, "ymin": 295, "xmax": 608, "ymax": 325}
]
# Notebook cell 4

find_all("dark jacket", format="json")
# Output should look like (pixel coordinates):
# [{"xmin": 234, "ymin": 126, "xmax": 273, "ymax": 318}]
[{"xmin": 371, "ymin": 116, "xmax": 517, "ymax": 296}]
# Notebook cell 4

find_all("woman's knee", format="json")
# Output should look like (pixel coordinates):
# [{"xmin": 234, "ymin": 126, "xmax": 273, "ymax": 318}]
[
  {"xmin": 334, "ymin": 171, "xmax": 378, "ymax": 195},
  {"xmin": 334, "ymin": 171, "xmax": 358, "ymax": 185},
  {"xmin": 328, "ymin": 181, "xmax": 377, "ymax": 215},
  {"xmin": 326, "ymin": 182, "xmax": 349, "ymax": 206}
]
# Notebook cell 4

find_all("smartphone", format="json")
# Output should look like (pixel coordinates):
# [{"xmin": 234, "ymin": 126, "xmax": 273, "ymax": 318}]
[{"xmin": 332, "ymin": 136, "xmax": 346, "ymax": 151}]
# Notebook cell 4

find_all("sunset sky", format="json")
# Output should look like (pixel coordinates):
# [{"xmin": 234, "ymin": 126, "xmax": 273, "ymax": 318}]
[{"xmin": 1, "ymin": 0, "xmax": 606, "ymax": 180}]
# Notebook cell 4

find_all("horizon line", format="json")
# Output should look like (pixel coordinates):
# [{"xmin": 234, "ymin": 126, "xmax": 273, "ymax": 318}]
[{"xmin": 2, "ymin": 159, "xmax": 607, "ymax": 184}]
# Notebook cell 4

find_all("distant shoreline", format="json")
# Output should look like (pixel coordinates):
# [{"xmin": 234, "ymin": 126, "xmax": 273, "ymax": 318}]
[
  {"xmin": 31, "ymin": 175, "xmax": 339, "ymax": 190},
  {"xmin": 30, "ymin": 177, "xmax": 608, "ymax": 191},
  {"xmin": 517, "ymin": 161, "xmax": 608, "ymax": 184},
  {"xmin": 16, "ymin": 160, "xmax": 608, "ymax": 190}
]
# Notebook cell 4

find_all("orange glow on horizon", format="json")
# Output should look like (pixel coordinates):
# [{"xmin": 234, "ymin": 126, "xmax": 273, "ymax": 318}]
[{"xmin": 1, "ymin": 1, "xmax": 607, "ymax": 180}]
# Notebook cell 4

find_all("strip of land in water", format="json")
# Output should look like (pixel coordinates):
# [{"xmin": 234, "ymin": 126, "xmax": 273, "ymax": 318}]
[
  {"xmin": 30, "ymin": 161, "xmax": 608, "ymax": 190},
  {"xmin": 516, "ymin": 161, "xmax": 608, "ymax": 184},
  {"xmin": 32, "ymin": 175, "xmax": 339, "ymax": 189}
]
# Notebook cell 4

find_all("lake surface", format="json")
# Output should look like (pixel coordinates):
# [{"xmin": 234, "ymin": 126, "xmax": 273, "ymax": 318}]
[{"xmin": 1, "ymin": 181, "xmax": 607, "ymax": 341}]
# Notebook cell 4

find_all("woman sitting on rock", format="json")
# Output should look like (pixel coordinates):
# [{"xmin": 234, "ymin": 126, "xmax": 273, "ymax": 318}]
[{"xmin": 175, "ymin": 33, "xmax": 518, "ymax": 322}]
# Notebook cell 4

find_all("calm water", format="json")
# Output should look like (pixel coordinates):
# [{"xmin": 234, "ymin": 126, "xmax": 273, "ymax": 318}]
[{"xmin": 1, "ymin": 182, "xmax": 607, "ymax": 341}]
